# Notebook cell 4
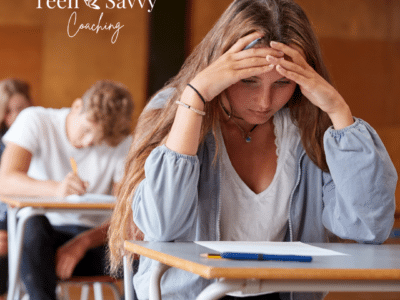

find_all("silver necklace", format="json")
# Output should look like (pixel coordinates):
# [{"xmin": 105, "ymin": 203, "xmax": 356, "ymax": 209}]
[{"xmin": 219, "ymin": 100, "xmax": 258, "ymax": 143}]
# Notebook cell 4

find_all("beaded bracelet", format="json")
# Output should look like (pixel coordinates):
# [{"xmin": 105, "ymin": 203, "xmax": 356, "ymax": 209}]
[
  {"xmin": 187, "ymin": 83, "xmax": 206, "ymax": 105},
  {"xmin": 176, "ymin": 100, "xmax": 206, "ymax": 116}
]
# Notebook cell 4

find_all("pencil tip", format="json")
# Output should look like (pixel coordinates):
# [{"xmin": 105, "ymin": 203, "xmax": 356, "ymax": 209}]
[{"xmin": 200, "ymin": 253, "xmax": 221, "ymax": 258}]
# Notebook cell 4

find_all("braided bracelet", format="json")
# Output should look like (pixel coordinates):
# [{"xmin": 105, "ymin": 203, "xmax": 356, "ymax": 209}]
[
  {"xmin": 187, "ymin": 83, "xmax": 206, "ymax": 105},
  {"xmin": 176, "ymin": 100, "xmax": 206, "ymax": 116}
]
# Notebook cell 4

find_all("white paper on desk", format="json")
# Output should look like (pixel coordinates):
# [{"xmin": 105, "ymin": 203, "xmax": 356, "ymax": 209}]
[
  {"xmin": 195, "ymin": 241, "xmax": 348, "ymax": 256},
  {"xmin": 65, "ymin": 193, "xmax": 116, "ymax": 203}
]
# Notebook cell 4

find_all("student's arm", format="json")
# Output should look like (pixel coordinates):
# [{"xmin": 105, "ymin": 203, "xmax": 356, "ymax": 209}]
[
  {"xmin": 56, "ymin": 178, "xmax": 123, "ymax": 279},
  {"xmin": 132, "ymin": 145, "xmax": 201, "ymax": 242},
  {"xmin": 0, "ymin": 142, "xmax": 87, "ymax": 197},
  {"xmin": 55, "ymin": 221, "xmax": 109, "ymax": 279},
  {"xmin": 269, "ymin": 41, "xmax": 354, "ymax": 129},
  {"xmin": 322, "ymin": 119, "xmax": 397, "ymax": 243},
  {"xmin": 166, "ymin": 32, "xmax": 276, "ymax": 155}
]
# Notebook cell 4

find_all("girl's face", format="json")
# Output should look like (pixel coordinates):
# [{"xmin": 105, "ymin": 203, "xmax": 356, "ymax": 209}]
[
  {"xmin": 223, "ymin": 65, "xmax": 297, "ymax": 125},
  {"xmin": 5, "ymin": 94, "xmax": 30, "ymax": 128}
]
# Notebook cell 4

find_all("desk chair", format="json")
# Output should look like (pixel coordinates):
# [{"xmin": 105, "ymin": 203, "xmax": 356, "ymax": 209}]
[
  {"xmin": 123, "ymin": 256, "xmax": 135, "ymax": 300},
  {"xmin": 17, "ymin": 275, "xmax": 121, "ymax": 300},
  {"xmin": 123, "ymin": 257, "xmax": 140, "ymax": 300},
  {"xmin": 57, "ymin": 276, "xmax": 121, "ymax": 300}
]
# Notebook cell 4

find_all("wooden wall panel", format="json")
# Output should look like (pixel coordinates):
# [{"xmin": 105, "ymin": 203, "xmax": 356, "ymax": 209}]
[
  {"xmin": 0, "ymin": 0, "xmax": 42, "ymax": 26},
  {"xmin": 189, "ymin": 0, "xmax": 231, "ymax": 50},
  {"xmin": 376, "ymin": 126, "xmax": 400, "ymax": 205},
  {"xmin": 320, "ymin": 38, "xmax": 398, "ymax": 127},
  {"xmin": 0, "ymin": 25, "xmax": 42, "ymax": 106},
  {"xmin": 0, "ymin": 1, "xmax": 150, "ymax": 123},
  {"xmin": 296, "ymin": 0, "xmax": 396, "ymax": 40}
]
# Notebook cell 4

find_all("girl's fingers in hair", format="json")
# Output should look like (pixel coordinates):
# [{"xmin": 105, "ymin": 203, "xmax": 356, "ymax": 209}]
[
  {"xmin": 232, "ymin": 56, "xmax": 271, "ymax": 70},
  {"xmin": 238, "ymin": 64, "xmax": 275, "ymax": 79},
  {"xmin": 233, "ymin": 47, "xmax": 284, "ymax": 61},
  {"xmin": 232, "ymin": 48, "xmax": 284, "ymax": 71},
  {"xmin": 227, "ymin": 32, "xmax": 264, "ymax": 53},
  {"xmin": 275, "ymin": 64, "xmax": 309, "ymax": 88},
  {"xmin": 266, "ymin": 55, "xmax": 311, "ymax": 78},
  {"xmin": 270, "ymin": 41, "xmax": 308, "ymax": 69},
  {"xmin": 275, "ymin": 62, "xmax": 347, "ymax": 117},
  {"xmin": 275, "ymin": 63, "xmax": 327, "ymax": 110},
  {"xmin": 190, "ymin": 54, "xmax": 268, "ymax": 100}
]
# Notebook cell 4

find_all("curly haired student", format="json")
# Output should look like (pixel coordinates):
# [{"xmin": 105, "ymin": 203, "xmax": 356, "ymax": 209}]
[{"xmin": 0, "ymin": 80, "xmax": 134, "ymax": 300}]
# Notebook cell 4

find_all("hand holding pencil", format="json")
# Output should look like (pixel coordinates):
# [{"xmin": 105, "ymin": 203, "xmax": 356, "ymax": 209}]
[{"xmin": 56, "ymin": 157, "xmax": 89, "ymax": 197}]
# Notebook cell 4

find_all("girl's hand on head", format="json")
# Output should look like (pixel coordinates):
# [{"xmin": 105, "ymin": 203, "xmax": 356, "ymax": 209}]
[
  {"xmin": 268, "ymin": 41, "xmax": 353, "ymax": 129},
  {"xmin": 189, "ymin": 32, "xmax": 283, "ymax": 102}
]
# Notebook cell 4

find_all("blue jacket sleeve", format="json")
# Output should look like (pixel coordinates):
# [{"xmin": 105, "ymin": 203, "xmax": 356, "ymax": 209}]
[
  {"xmin": 322, "ymin": 118, "xmax": 397, "ymax": 243},
  {"xmin": 132, "ymin": 145, "xmax": 200, "ymax": 241}
]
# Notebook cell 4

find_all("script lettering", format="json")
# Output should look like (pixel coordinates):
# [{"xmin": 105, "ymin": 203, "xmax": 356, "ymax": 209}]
[{"xmin": 67, "ymin": 12, "xmax": 124, "ymax": 44}]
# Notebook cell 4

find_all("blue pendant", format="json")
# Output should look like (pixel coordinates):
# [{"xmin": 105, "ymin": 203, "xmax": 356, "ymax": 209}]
[{"xmin": 245, "ymin": 136, "xmax": 251, "ymax": 143}]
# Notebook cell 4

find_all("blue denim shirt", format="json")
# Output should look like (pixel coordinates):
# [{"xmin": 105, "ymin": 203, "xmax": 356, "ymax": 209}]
[{"xmin": 132, "ymin": 91, "xmax": 398, "ymax": 300}]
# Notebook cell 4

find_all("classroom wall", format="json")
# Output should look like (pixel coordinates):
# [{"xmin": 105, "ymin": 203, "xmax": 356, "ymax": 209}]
[{"xmin": 0, "ymin": 0, "xmax": 150, "ymax": 122}]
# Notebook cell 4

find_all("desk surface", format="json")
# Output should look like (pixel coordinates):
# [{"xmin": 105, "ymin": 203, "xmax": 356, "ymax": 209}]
[
  {"xmin": 125, "ymin": 241, "xmax": 400, "ymax": 281},
  {"xmin": 0, "ymin": 195, "xmax": 115, "ymax": 210},
  {"xmin": 3, "ymin": 194, "xmax": 116, "ymax": 300}
]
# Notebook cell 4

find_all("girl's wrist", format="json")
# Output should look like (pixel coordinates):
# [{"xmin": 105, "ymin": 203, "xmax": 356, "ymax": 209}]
[
  {"xmin": 189, "ymin": 77, "xmax": 213, "ymax": 103},
  {"xmin": 327, "ymin": 102, "xmax": 354, "ymax": 130},
  {"xmin": 182, "ymin": 85, "xmax": 206, "ymax": 111},
  {"xmin": 187, "ymin": 83, "xmax": 206, "ymax": 105}
]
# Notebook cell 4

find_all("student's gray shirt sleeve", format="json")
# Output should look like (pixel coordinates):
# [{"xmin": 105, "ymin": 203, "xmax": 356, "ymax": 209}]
[
  {"xmin": 321, "ymin": 118, "xmax": 397, "ymax": 243},
  {"xmin": 132, "ymin": 145, "xmax": 200, "ymax": 241}
]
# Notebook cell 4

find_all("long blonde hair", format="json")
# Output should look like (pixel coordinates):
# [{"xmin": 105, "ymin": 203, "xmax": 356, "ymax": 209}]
[{"xmin": 108, "ymin": 0, "xmax": 333, "ymax": 274}]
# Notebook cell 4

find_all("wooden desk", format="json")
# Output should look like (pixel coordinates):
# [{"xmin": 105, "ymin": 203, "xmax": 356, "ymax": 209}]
[
  {"xmin": 124, "ymin": 241, "xmax": 400, "ymax": 300},
  {"xmin": 0, "ymin": 195, "xmax": 114, "ymax": 300}
]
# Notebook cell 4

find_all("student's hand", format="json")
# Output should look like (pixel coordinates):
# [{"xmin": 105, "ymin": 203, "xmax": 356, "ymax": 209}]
[
  {"xmin": 268, "ymin": 41, "xmax": 354, "ymax": 129},
  {"xmin": 55, "ymin": 236, "xmax": 89, "ymax": 280},
  {"xmin": 189, "ymin": 32, "xmax": 283, "ymax": 102},
  {"xmin": 56, "ymin": 172, "xmax": 89, "ymax": 197}
]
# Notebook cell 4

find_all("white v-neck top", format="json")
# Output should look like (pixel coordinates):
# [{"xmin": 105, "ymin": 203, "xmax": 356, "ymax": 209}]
[{"xmin": 219, "ymin": 108, "xmax": 301, "ymax": 242}]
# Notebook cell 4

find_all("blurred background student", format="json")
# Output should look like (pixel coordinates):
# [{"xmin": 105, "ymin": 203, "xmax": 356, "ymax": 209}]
[
  {"xmin": 0, "ymin": 78, "xmax": 32, "ymax": 300},
  {"xmin": 0, "ymin": 80, "xmax": 133, "ymax": 300}
]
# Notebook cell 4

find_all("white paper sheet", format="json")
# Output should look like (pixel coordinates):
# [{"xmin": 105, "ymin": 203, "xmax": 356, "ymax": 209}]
[
  {"xmin": 65, "ymin": 193, "xmax": 116, "ymax": 203},
  {"xmin": 195, "ymin": 241, "xmax": 348, "ymax": 256}
]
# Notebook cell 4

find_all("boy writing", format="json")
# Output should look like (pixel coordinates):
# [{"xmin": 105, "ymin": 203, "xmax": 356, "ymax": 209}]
[{"xmin": 0, "ymin": 80, "xmax": 133, "ymax": 300}]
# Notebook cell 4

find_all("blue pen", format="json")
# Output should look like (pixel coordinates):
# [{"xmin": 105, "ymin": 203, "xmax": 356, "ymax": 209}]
[
  {"xmin": 243, "ymin": 37, "xmax": 261, "ymax": 50},
  {"xmin": 220, "ymin": 252, "xmax": 312, "ymax": 262}
]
